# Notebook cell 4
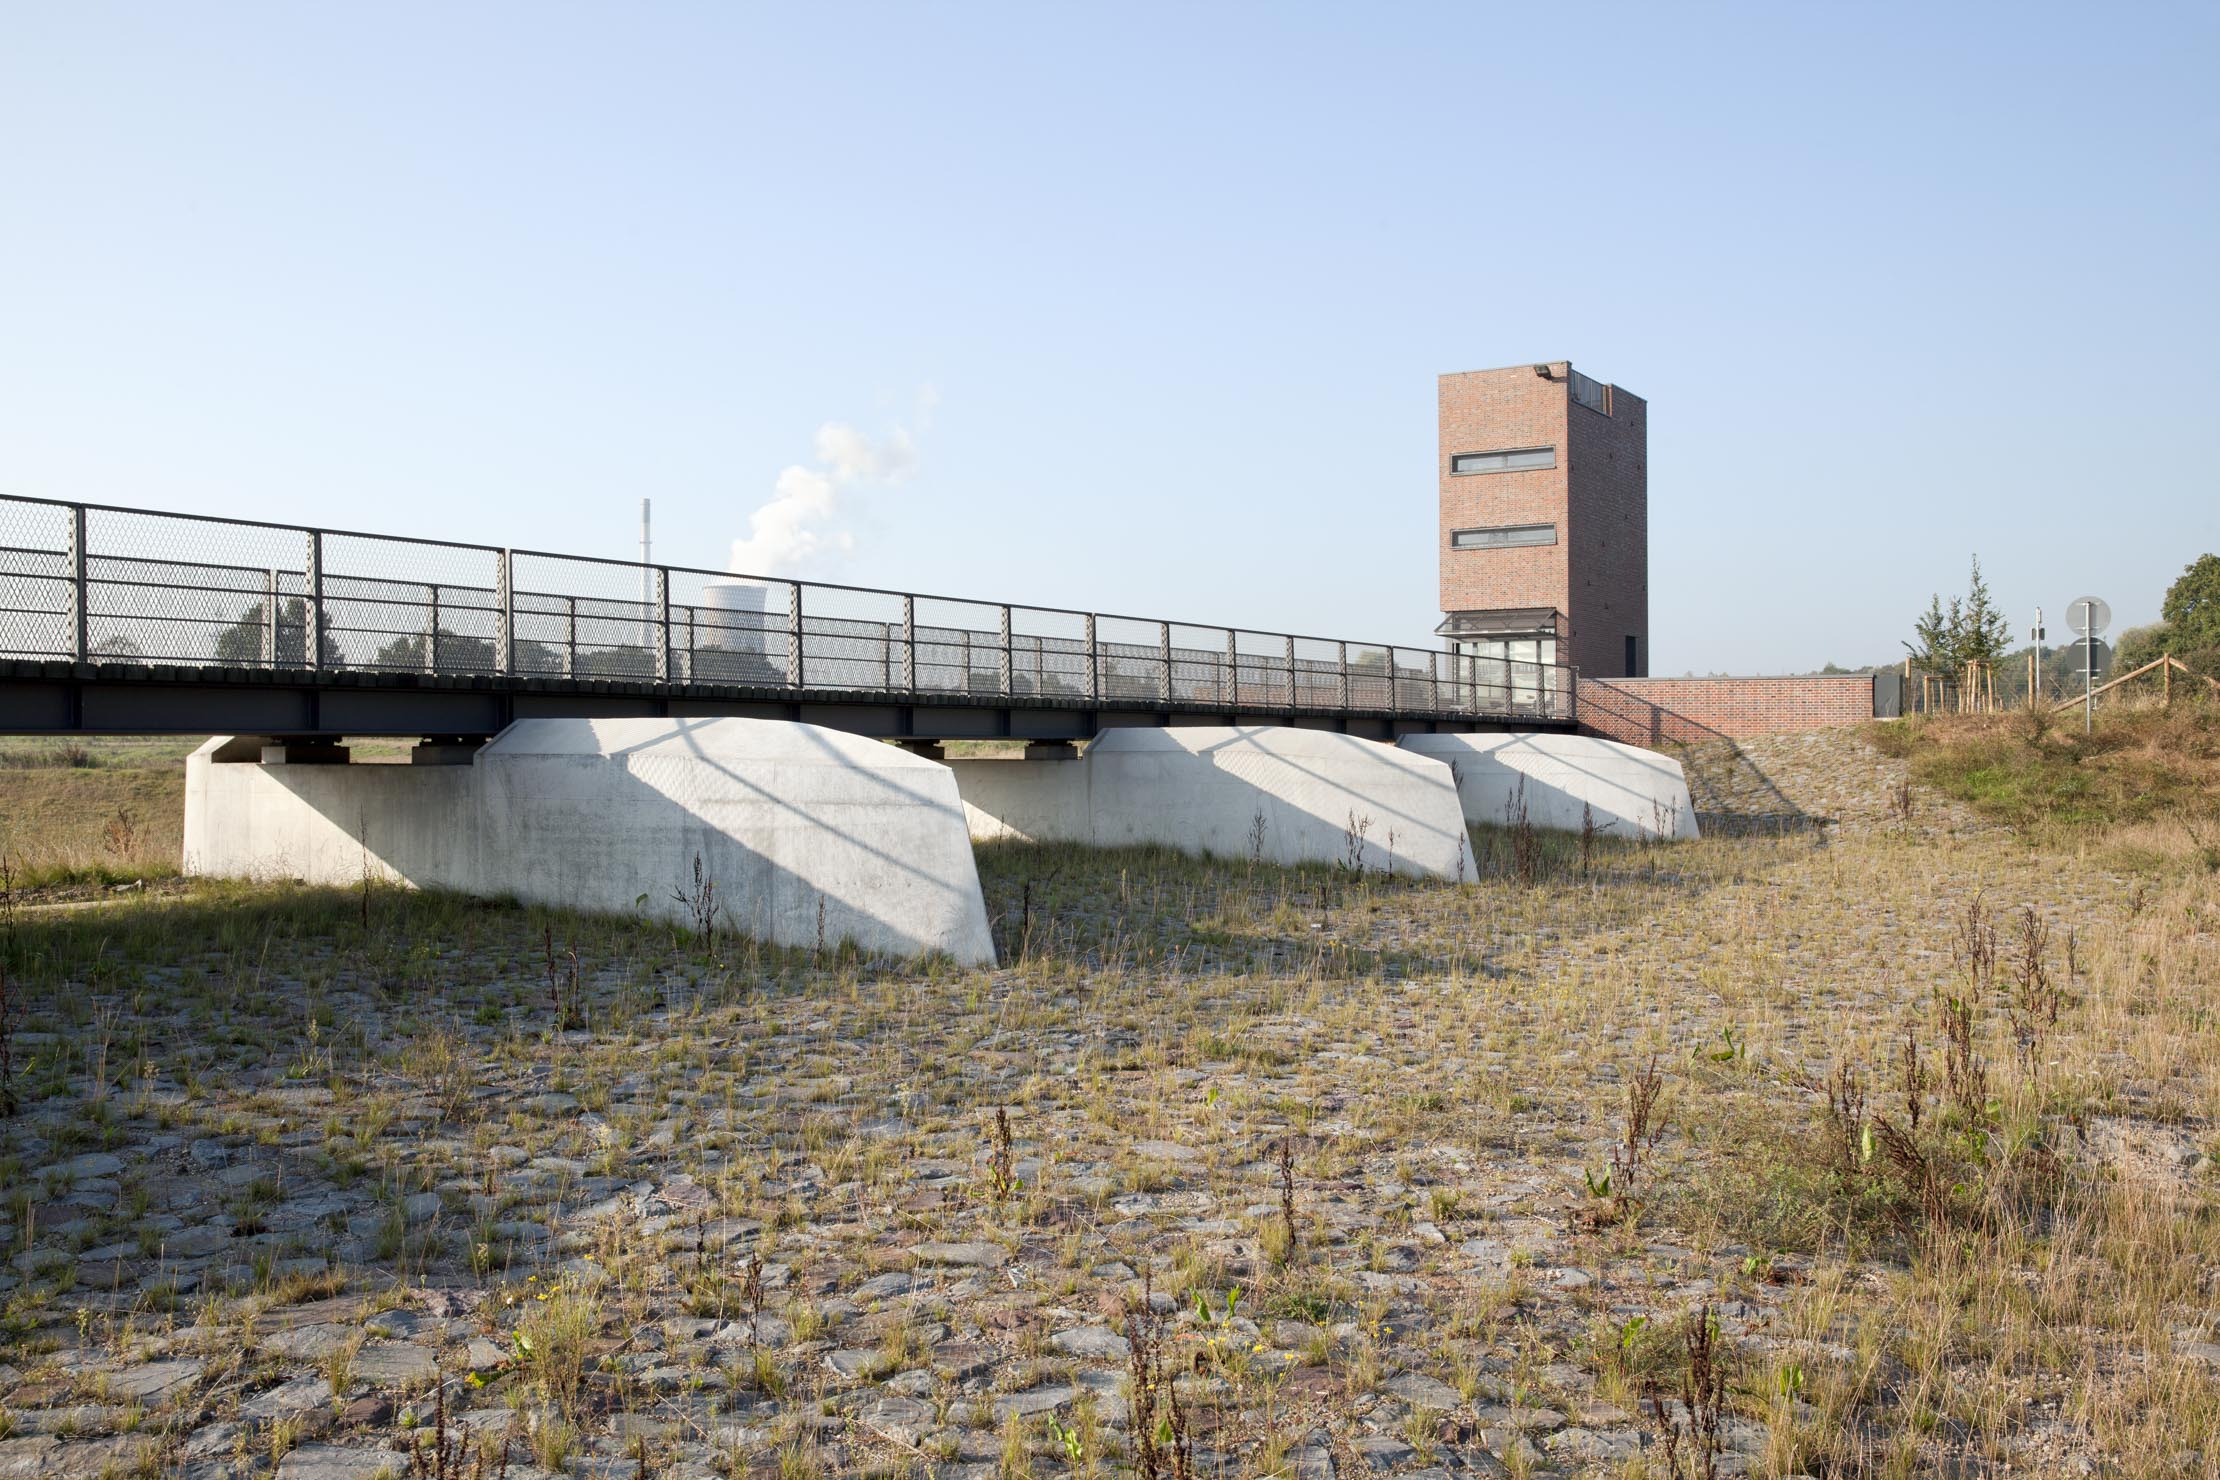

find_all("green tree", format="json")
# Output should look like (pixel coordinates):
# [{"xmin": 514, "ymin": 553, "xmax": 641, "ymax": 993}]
[
  {"xmin": 2091, "ymin": 556, "xmax": 2220, "ymax": 681},
  {"xmin": 2159, "ymin": 554, "xmax": 2220, "ymax": 651},
  {"xmin": 2111, "ymin": 623, "xmax": 2169, "ymax": 675},
  {"xmin": 1912, "ymin": 594, "xmax": 1956, "ymax": 673},
  {"xmin": 1958, "ymin": 556, "xmax": 2012, "ymax": 665},
  {"xmin": 1910, "ymin": 556, "xmax": 2014, "ymax": 673}
]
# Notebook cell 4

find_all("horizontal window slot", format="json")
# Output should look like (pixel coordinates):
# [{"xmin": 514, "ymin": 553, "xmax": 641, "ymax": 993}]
[
  {"xmin": 1450, "ymin": 446, "xmax": 1555, "ymax": 475},
  {"xmin": 1450, "ymin": 524, "xmax": 1557, "ymax": 550}
]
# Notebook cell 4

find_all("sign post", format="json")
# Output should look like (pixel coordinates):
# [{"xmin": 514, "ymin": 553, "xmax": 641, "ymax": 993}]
[{"xmin": 2068, "ymin": 596, "xmax": 2110, "ymax": 736}]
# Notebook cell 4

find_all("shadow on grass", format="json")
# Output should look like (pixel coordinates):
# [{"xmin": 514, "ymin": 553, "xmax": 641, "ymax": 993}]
[{"xmin": 973, "ymin": 826, "xmax": 1816, "ymax": 984}]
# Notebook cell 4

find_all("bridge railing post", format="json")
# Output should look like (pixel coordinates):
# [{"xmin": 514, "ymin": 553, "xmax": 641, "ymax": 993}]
[
  {"xmin": 786, "ymin": 583, "xmax": 804, "ymax": 688},
  {"xmin": 653, "ymin": 566, "xmax": 672, "ymax": 684},
  {"xmin": 1283, "ymin": 634, "xmax": 1296, "ymax": 710},
  {"xmin": 1223, "ymin": 630, "xmax": 1236, "ymax": 707},
  {"xmin": 1428, "ymin": 650, "xmax": 1440, "ymax": 715},
  {"xmin": 1387, "ymin": 647, "xmax": 1400, "ymax": 720},
  {"xmin": 1159, "ymin": 622, "xmax": 1172, "ymax": 704},
  {"xmin": 1084, "ymin": 613, "xmax": 1099, "ymax": 704},
  {"xmin": 493, "ymin": 548, "xmax": 513, "ymax": 676},
  {"xmin": 65, "ymin": 503, "xmax": 88, "ymax": 662},
  {"xmin": 563, "ymin": 596, "xmax": 577, "ymax": 679},
  {"xmin": 424, "ymin": 584, "xmax": 439, "ymax": 674},
  {"xmin": 901, "ymin": 595, "xmax": 916, "ymax": 693},
  {"xmin": 304, "ymin": 530, "xmax": 324, "ymax": 671},
  {"xmin": 998, "ymin": 606, "xmax": 1012, "ymax": 698},
  {"xmin": 1337, "ymin": 640, "xmax": 1349, "ymax": 710},
  {"xmin": 261, "ymin": 569, "xmax": 277, "ymax": 667}
]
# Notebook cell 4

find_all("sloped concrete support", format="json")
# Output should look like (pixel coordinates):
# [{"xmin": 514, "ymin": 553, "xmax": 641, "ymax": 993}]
[
  {"xmin": 950, "ymin": 726, "xmax": 1470, "ymax": 878},
  {"xmin": 184, "ymin": 718, "xmax": 995, "ymax": 964},
  {"xmin": 1398, "ymin": 732, "xmax": 1698, "ymax": 841}
]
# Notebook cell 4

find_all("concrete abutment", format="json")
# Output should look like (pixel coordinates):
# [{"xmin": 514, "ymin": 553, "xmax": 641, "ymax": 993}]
[
  {"xmin": 184, "ymin": 717, "xmax": 996, "ymax": 965},
  {"xmin": 1397, "ymin": 731, "xmax": 1698, "ymax": 840},
  {"xmin": 949, "ymin": 725, "xmax": 1473, "ymax": 877},
  {"xmin": 181, "ymin": 722, "xmax": 1695, "ymax": 969}
]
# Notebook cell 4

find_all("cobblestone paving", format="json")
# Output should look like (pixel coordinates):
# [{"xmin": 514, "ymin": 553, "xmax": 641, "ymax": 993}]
[{"xmin": 0, "ymin": 727, "xmax": 2209, "ymax": 1478}]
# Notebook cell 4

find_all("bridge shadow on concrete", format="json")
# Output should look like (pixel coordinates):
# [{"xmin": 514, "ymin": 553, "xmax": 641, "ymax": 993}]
[
  {"xmin": 244, "ymin": 718, "xmax": 989, "ymax": 962},
  {"xmin": 957, "ymin": 727, "xmax": 1473, "ymax": 880},
  {"xmin": 1185, "ymin": 729, "xmax": 1468, "ymax": 876}
]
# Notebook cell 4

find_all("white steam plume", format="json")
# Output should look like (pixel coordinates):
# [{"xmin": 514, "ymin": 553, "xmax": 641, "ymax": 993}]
[{"xmin": 728, "ymin": 399, "xmax": 930, "ymax": 575}]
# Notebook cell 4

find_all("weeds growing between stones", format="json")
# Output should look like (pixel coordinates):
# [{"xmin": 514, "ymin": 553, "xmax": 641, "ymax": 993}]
[
  {"xmin": 1648, "ymin": 1303, "xmax": 1727, "ymax": 1480},
  {"xmin": 0, "ymin": 723, "xmax": 2214, "ymax": 1477}
]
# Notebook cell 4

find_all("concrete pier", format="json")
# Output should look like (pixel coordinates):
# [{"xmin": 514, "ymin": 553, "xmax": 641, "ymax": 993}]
[
  {"xmin": 1398, "ymin": 731, "xmax": 1698, "ymax": 840},
  {"xmin": 951, "ymin": 726, "xmax": 1471, "ymax": 877},
  {"xmin": 184, "ymin": 717, "xmax": 996, "ymax": 964}
]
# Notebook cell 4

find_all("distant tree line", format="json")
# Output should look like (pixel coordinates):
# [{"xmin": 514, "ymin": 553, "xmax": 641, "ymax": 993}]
[
  {"xmin": 1799, "ymin": 554, "xmax": 2218, "ymax": 703},
  {"xmin": 208, "ymin": 599, "xmax": 727, "ymax": 678},
  {"xmin": 1871, "ymin": 552, "xmax": 2220, "ymax": 704}
]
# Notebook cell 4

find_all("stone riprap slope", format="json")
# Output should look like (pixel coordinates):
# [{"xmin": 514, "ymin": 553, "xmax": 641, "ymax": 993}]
[{"xmin": 0, "ymin": 727, "xmax": 2212, "ymax": 1479}]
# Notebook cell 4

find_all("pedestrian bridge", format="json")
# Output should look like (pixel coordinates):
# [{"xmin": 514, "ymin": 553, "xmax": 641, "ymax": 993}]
[{"xmin": 0, "ymin": 494, "xmax": 1573, "ymax": 740}]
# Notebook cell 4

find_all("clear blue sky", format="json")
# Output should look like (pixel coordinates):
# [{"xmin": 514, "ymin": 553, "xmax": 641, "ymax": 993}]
[{"xmin": 4, "ymin": 3, "xmax": 2214, "ymax": 672}]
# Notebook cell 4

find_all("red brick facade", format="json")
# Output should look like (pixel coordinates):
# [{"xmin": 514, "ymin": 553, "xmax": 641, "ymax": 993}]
[
  {"xmin": 1578, "ymin": 675, "xmax": 1878, "ymax": 746},
  {"xmin": 1438, "ymin": 369, "xmax": 1569, "ymax": 618},
  {"xmin": 1437, "ymin": 362, "xmax": 1647, "ymax": 678}
]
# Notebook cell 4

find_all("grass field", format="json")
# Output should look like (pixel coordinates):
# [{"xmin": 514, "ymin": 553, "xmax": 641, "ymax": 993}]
[
  {"xmin": 0, "ymin": 714, "xmax": 2214, "ymax": 1479},
  {"xmin": 0, "ymin": 737, "xmax": 194, "ymax": 891},
  {"xmin": 0, "ymin": 737, "xmax": 417, "ymax": 894}
]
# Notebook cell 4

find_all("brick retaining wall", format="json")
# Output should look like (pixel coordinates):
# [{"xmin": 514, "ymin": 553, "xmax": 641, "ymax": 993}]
[{"xmin": 1578, "ymin": 675, "xmax": 1877, "ymax": 746}]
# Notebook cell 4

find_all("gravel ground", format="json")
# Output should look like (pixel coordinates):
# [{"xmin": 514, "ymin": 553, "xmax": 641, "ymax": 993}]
[{"xmin": 0, "ymin": 725, "xmax": 2209, "ymax": 1479}]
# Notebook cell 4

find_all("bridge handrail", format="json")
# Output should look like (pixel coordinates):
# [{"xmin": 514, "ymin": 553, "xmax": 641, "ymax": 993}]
[{"xmin": 0, "ymin": 493, "xmax": 1577, "ymax": 723}]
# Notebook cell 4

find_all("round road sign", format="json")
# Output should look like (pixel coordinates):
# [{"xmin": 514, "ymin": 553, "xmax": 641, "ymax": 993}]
[{"xmin": 2067, "ymin": 597, "xmax": 2110, "ymax": 638}]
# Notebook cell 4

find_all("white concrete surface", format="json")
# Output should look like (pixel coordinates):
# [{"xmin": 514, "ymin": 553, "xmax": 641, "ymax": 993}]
[
  {"xmin": 183, "ymin": 735, "xmax": 477, "ymax": 886},
  {"xmin": 1397, "ymin": 731, "xmax": 1698, "ymax": 841},
  {"xmin": 951, "ymin": 726, "xmax": 1471, "ymax": 877},
  {"xmin": 184, "ymin": 718, "xmax": 995, "ymax": 964}
]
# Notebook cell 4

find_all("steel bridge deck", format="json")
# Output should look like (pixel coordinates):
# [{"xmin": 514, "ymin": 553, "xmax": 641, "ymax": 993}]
[{"xmin": 0, "ymin": 494, "xmax": 1577, "ymax": 739}]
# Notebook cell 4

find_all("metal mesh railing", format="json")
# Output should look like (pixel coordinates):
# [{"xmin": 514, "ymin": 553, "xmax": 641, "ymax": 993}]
[{"xmin": 0, "ymin": 494, "xmax": 1576, "ymax": 723}]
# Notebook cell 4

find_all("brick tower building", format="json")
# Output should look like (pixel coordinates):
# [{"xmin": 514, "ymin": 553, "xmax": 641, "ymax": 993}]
[{"xmin": 1436, "ymin": 361, "xmax": 1648, "ymax": 686}]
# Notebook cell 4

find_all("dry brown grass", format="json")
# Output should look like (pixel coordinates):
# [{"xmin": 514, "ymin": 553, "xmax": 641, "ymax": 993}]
[
  {"xmin": 0, "ymin": 735, "xmax": 441, "ymax": 892},
  {"xmin": 1871, "ymin": 697, "xmax": 2220, "ymax": 839},
  {"xmin": 0, "ymin": 743, "xmax": 188, "ymax": 887}
]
